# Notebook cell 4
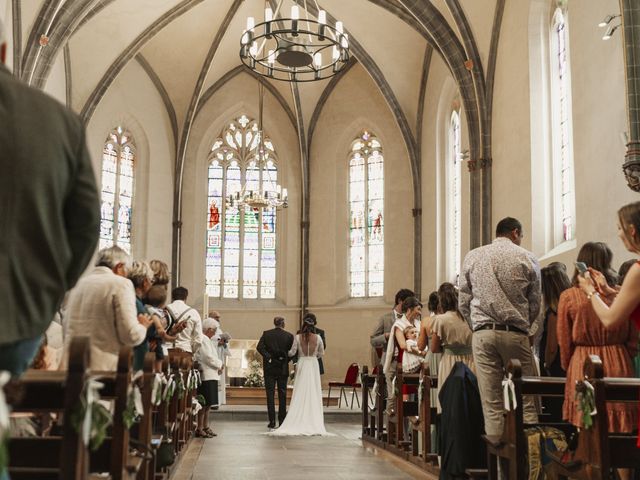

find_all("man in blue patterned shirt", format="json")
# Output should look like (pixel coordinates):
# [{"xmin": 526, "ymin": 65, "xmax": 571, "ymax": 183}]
[{"xmin": 459, "ymin": 217, "xmax": 541, "ymax": 436}]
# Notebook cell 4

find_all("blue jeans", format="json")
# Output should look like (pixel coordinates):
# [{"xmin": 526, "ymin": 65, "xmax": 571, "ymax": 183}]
[
  {"xmin": 0, "ymin": 336, "xmax": 42, "ymax": 376},
  {"xmin": 0, "ymin": 336, "xmax": 42, "ymax": 480}
]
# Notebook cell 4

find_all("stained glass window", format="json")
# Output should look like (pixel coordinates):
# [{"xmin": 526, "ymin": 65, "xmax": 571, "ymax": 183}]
[
  {"xmin": 448, "ymin": 112, "xmax": 462, "ymax": 281},
  {"xmin": 551, "ymin": 8, "xmax": 575, "ymax": 242},
  {"xmin": 349, "ymin": 131, "xmax": 384, "ymax": 298},
  {"xmin": 99, "ymin": 127, "xmax": 134, "ymax": 253},
  {"xmin": 205, "ymin": 115, "xmax": 278, "ymax": 299}
]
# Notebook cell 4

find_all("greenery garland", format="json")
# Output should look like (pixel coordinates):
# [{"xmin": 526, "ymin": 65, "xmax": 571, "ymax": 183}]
[{"xmin": 575, "ymin": 380, "xmax": 596, "ymax": 429}]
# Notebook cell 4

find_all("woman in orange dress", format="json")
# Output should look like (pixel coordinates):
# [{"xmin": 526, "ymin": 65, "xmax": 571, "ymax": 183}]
[{"xmin": 557, "ymin": 242, "xmax": 637, "ymax": 432}]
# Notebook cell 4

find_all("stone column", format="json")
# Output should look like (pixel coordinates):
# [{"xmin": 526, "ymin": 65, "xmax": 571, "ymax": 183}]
[
  {"xmin": 480, "ymin": 157, "xmax": 493, "ymax": 245},
  {"xmin": 621, "ymin": 0, "xmax": 640, "ymax": 191},
  {"xmin": 468, "ymin": 160, "xmax": 481, "ymax": 249}
]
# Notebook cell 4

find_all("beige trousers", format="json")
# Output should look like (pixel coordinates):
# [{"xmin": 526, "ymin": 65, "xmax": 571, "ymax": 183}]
[{"xmin": 472, "ymin": 329, "xmax": 538, "ymax": 436}]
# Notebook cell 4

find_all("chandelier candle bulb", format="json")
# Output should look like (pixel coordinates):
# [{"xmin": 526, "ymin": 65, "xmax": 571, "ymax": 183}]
[
  {"xmin": 318, "ymin": 10, "xmax": 326, "ymax": 39},
  {"xmin": 336, "ymin": 21, "xmax": 344, "ymax": 34},
  {"xmin": 265, "ymin": 7, "xmax": 273, "ymax": 22},
  {"xmin": 246, "ymin": 17, "xmax": 255, "ymax": 31},
  {"xmin": 282, "ymin": 188, "xmax": 288, "ymax": 200},
  {"xmin": 291, "ymin": 5, "xmax": 299, "ymax": 34},
  {"xmin": 314, "ymin": 52, "xmax": 322, "ymax": 68},
  {"xmin": 268, "ymin": 50, "xmax": 275, "ymax": 64}
]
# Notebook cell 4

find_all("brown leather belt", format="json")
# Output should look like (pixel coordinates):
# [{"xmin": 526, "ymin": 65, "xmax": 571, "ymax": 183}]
[{"xmin": 473, "ymin": 323, "xmax": 527, "ymax": 336}]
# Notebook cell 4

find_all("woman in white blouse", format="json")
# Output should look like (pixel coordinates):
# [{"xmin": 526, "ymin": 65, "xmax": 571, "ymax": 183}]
[{"xmin": 195, "ymin": 317, "xmax": 223, "ymax": 437}]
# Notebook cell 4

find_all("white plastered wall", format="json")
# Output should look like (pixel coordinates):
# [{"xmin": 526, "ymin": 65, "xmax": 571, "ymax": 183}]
[
  {"xmin": 308, "ymin": 63, "xmax": 414, "ymax": 383},
  {"xmin": 492, "ymin": 0, "xmax": 637, "ymax": 269},
  {"xmin": 178, "ymin": 72, "xmax": 302, "ymax": 344},
  {"xmin": 85, "ymin": 60, "xmax": 175, "ymax": 266}
]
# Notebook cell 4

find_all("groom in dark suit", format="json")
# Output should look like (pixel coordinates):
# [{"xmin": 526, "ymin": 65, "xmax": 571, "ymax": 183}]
[{"xmin": 257, "ymin": 317, "xmax": 294, "ymax": 429}]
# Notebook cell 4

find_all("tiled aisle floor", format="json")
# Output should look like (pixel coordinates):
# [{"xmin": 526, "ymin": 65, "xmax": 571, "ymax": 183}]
[{"xmin": 173, "ymin": 419, "xmax": 436, "ymax": 480}]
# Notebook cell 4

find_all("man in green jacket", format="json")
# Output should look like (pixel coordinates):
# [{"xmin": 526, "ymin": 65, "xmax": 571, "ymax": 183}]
[{"xmin": 0, "ymin": 21, "xmax": 100, "ymax": 375}]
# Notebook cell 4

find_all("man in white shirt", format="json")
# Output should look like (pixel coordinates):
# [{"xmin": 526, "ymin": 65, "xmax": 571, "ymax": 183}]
[{"xmin": 166, "ymin": 287, "xmax": 203, "ymax": 354}]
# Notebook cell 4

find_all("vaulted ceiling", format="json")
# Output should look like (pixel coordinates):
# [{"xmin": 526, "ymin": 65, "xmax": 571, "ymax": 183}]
[{"xmin": 14, "ymin": 0, "xmax": 503, "ymax": 160}]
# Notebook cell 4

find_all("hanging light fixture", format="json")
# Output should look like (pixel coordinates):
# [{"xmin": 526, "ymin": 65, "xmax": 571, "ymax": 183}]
[
  {"xmin": 226, "ymin": 82, "xmax": 288, "ymax": 210},
  {"xmin": 240, "ymin": 0, "xmax": 350, "ymax": 82}
]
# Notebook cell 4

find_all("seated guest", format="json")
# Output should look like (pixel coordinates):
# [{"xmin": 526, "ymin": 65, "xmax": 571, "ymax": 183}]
[
  {"xmin": 429, "ymin": 282, "xmax": 474, "ymax": 413},
  {"xmin": 63, "ymin": 246, "xmax": 152, "ymax": 371},
  {"xmin": 194, "ymin": 317, "xmax": 223, "ymax": 438},
  {"xmin": 558, "ymin": 242, "xmax": 637, "ymax": 433}
]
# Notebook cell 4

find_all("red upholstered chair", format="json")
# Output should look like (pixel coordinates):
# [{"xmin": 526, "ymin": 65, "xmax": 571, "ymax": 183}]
[{"xmin": 327, "ymin": 363, "xmax": 361, "ymax": 409}]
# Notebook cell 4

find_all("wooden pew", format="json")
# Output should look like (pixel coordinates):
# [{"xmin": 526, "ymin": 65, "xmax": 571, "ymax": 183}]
[
  {"xmin": 361, "ymin": 366, "xmax": 375, "ymax": 438},
  {"xmin": 481, "ymin": 359, "xmax": 569, "ymax": 480},
  {"xmin": 407, "ymin": 364, "xmax": 438, "ymax": 470},
  {"xmin": 550, "ymin": 354, "xmax": 640, "ymax": 479},
  {"xmin": 386, "ymin": 364, "xmax": 420, "ymax": 455},
  {"xmin": 7, "ymin": 336, "xmax": 91, "ymax": 480},
  {"xmin": 361, "ymin": 366, "xmax": 386, "ymax": 444}
]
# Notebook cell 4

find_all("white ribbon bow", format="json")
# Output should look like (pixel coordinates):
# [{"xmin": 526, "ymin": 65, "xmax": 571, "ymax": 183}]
[
  {"xmin": 191, "ymin": 397, "xmax": 202, "ymax": 415},
  {"xmin": 418, "ymin": 377, "xmax": 424, "ymax": 408},
  {"xmin": 0, "ymin": 371, "xmax": 11, "ymax": 436},
  {"xmin": 129, "ymin": 370, "xmax": 144, "ymax": 417},
  {"xmin": 502, "ymin": 373, "xmax": 517, "ymax": 411},
  {"xmin": 163, "ymin": 374, "xmax": 175, "ymax": 401},
  {"xmin": 82, "ymin": 377, "xmax": 105, "ymax": 447},
  {"xmin": 186, "ymin": 370, "xmax": 193, "ymax": 390}
]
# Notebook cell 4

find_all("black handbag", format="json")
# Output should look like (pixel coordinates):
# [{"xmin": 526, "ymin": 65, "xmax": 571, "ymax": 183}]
[{"xmin": 155, "ymin": 440, "xmax": 176, "ymax": 469}]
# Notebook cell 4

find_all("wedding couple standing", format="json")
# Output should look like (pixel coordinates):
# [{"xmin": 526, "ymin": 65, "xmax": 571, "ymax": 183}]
[{"xmin": 256, "ymin": 315, "xmax": 330, "ymax": 436}]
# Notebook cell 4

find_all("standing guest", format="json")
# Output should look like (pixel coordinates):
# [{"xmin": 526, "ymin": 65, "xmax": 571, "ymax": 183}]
[
  {"xmin": 576, "ymin": 201, "xmax": 640, "ymax": 448},
  {"xmin": 418, "ymin": 291, "xmax": 442, "ymax": 387},
  {"xmin": 195, "ymin": 317, "xmax": 223, "ymax": 438},
  {"xmin": 146, "ymin": 285, "xmax": 183, "ymax": 370},
  {"xmin": 303, "ymin": 313, "xmax": 326, "ymax": 375},
  {"xmin": 0, "ymin": 19, "xmax": 100, "ymax": 376},
  {"xmin": 371, "ymin": 289, "xmax": 414, "ymax": 403},
  {"xmin": 539, "ymin": 262, "xmax": 571, "ymax": 421},
  {"xmin": 208, "ymin": 311, "xmax": 230, "ymax": 407},
  {"xmin": 64, "ymin": 247, "xmax": 152, "ymax": 371},
  {"xmin": 257, "ymin": 317, "xmax": 294, "ymax": 429},
  {"xmin": 383, "ymin": 296, "xmax": 423, "ymax": 413},
  {"xmin": 618, "ymin": 258, "xmax": 637, "ymax": 284},
  {"xmin": 559, "ymin": 242, "xmax": 637, "ymax": 433},
  {"xmin": 149, "ymin": 259, "xmax": 170, "ymax": 288},
  {"xmin": 166, "ymin": 287, "xmax": 203, "ymax": 355},
  {"xmin": 429, "ymin": 282, "xmax": 474, "ymax": 413},
  {"xmin": 459, "ymin": 217, "xmax": 541, "ymax": 436},
  {"xmin": 129, "ymin": 261, "xmax": 156, "ymax": 371}
]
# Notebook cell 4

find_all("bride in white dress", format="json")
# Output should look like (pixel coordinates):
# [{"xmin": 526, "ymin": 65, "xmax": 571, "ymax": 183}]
[{"xmin": 267, "ymin": 319, "xmax": 332, "ymax": 436}]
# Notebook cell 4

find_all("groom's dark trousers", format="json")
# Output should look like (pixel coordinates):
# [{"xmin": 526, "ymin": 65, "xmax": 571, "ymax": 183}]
[{"xmin": 257, "ymin": 327, "xmax": 294, "ymax": 426}]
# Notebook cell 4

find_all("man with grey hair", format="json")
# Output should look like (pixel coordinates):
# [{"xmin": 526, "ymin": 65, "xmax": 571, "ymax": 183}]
[
  {"xmin": 64, "ymin": 247, "xmax": 152, "ymax": 371},
  {"xmin": 0, "ymin": 17, "xmax": 100, "ymax": 375}
]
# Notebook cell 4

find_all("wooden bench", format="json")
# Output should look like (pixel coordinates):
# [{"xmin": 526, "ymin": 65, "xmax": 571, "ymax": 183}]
[
  {"xmin": 549, "ymin": 354, "xmax": 640, "ymax": 479},
  {"xmin": 407, "ymin": 364, "xmax": 438, "ymax": 470},
  {"xmin": 361, "ymin": 366, "xmax": 387, "ymax": 444},
  {"xmin": 480, "ymin": 359, "xmax": 570, "ymax": 480},
  {"xmin": 386, "ymin": 365, "xmax": 420, "ymax": 455},
  {"xmin": 7, "ymin": 336, "xmax": 90, "ymax": 480}
]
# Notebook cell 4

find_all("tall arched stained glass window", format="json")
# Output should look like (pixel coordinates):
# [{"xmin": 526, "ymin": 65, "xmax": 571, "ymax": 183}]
[
  {"xmin": 550, "ymin": 7, "xmax": 575, "ymax": 242},
  {"xmin": 99, "ymin": 127, "xmax": 134, "ymax": 253},
  {"xmin": 349, "ymin": 131, "xmax": 384, "ymax": 298},
  {"xmin": 448, "ymin": 111, "xmax": 462, "ymax": 281},
  {"xmin": 205, "ymin": 114, "xmax": 278, "ymax": 299}
]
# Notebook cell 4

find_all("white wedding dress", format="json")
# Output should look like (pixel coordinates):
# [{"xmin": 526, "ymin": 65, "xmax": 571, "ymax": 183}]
[{"xmin": 267, "ymin": 333, "xmax": 332, "ymax": 436}]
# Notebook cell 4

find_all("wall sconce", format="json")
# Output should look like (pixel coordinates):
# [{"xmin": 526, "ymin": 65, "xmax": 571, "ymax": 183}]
[
  {"xmin": 599, "ymin": 13, "xmax": 621, "ymax": 40},
  {"xmin": 602, "ymin": 23, "xmax": 621, "ymax": 40}
]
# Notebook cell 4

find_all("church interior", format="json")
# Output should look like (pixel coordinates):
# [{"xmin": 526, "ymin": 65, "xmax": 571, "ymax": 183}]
[{"xmin": 2, "ymin": 0, "xmax": 640, "ymax": 478}]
